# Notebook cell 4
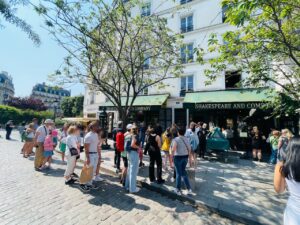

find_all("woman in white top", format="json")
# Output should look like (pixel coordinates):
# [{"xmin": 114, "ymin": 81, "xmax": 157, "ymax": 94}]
[
  {"xmin": 274, "ymin": 137, "xmax": 300, "ymax": 225},
  {"xmin": 64, "ymin": 126, "xmax": 80, "ymax": 185}
]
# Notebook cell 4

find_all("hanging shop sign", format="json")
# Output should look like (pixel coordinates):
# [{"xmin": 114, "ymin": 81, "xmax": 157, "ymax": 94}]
[{"xmin": 105, "ymin": 105, "xmax": 160, "ymax": 112}]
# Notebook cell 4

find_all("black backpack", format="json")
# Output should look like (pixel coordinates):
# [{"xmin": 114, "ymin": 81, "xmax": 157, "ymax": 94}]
[{"xmin": 146, "ymin": 135, "xmax": 159, "ymax": 153}]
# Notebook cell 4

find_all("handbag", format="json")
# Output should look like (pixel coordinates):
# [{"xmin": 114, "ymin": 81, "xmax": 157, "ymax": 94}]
[
  {"xmin": 79, "ymin": 164, "xmax": 93, "ymax": 184},
  {"xmin": 69, "ymin": 147, "xmax": 79, "ymax": 156}
]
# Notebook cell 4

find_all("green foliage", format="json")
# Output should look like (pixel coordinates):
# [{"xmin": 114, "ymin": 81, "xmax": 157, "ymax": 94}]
[
  {"xmin": 197, "ymin": 0, "xmax": 300, "ymax": 115},
  {"xmin": 35, "ymin": 0, "xmax": 183, "ymax": 125},
  {"xmin": 0, "ymin": 105, "xmax": 53, "ymax": 124},
  {"xmin": 0, "ymin": 0, "xmax": 40, "ymax": 45},
  {"xmin": 60, "ymin": 96, "xmax": 84, "ymax": 117}
]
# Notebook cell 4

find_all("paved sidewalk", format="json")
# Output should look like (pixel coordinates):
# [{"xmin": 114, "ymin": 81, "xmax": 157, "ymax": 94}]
[
  {"xmin": 86, "ymin": 141, "xmax": 287, "ymax": 225},
  {"xmin": 0, "ymin": 131, "xmax": 241, "ymax": 225}
]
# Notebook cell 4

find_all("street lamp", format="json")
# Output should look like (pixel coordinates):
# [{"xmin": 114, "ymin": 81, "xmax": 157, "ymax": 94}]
[{"xmin": 98, "ymin": 106, "xmax": 108, "ymax": 129}]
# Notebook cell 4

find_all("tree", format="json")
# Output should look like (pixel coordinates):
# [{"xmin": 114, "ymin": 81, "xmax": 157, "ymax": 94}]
[
  {"xmin": 0, "ymin": 0, "xmax": 40, "ymax": 44},
  {"xmin": 6, "ymin": 96, "xmax": 47, "ymax": 111},
  {"xmin": 60, "ymin": 96, "xmax": 84, "ymax": 117},
  {"xmin": 35, "ymin": 0, "xmax": 182, "ymax": 127},
  {"xmin": 196, "ymin": 0, "xmax": 300, "ymax": 115}
]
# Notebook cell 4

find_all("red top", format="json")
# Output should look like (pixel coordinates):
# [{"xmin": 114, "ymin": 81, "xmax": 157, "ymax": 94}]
[{"xmin": 116, "ymin": 132, "xmax": 124, "ymax": 152}]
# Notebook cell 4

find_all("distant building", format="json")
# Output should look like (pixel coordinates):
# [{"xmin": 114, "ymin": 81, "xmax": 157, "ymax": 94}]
[
  {"xmin": 31, "ymin": 83, "xmax": 71, "ymax": 116},
  {"xmin": 0, "ymin": 71, "xmax": 15, "ymax": 105}
]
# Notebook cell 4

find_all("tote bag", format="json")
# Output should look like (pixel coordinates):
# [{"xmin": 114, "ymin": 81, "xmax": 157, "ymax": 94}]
[{"xmin": 79, "ymin": 164, "xmax": 93, "ymax": 184}]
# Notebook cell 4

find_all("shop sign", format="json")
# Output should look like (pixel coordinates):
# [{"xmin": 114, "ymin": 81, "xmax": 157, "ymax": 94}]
[
  {"xmin": 194, "ymin": 102, "xmax": 265, "ymax": 110},
  {"xmin": 105, "ymin": 106, "xmax": 156, "ymax": 111}
]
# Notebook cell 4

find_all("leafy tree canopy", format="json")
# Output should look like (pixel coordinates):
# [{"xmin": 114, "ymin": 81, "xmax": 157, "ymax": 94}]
[
  {"xmin": 197, "ymin": 0, "xmax": 300, "ymax": 115},
  {"xmin": 60, "ymin": 96, "xmax": 84, "ymax": 117},
  {"xmin": 6, "ymin": 96, "xmax": 47, "ymax": 111}
]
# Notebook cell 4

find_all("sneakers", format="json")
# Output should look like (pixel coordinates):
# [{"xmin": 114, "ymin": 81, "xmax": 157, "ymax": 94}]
[
  {"xmin": 174, "ymin": 189, "xmax": 181, "ymax": 196},
  {"xmin": 93, "ymin": 175, "xmax": 104, "ymax": 182},
  {"xmin": 187, "ymin": 189, "xmax": 193, "ymax": 195},
  {"xmin": 79, "ymin": 184, "xmax": 91, "ymax": 192},
  {"xmin": 65, "ymin": 178, "xmax": 76, "ymax": 185},
  {"xmin": 130, "ymin": 187, "xmax": 140, "ymax": 193},
  {"xmin": 39, "ymin": 165, "xmax": 47, "ymax": 170},
  {"xmin": 71, "ymin": 172, "xmax": 79, "ymax": 178}
]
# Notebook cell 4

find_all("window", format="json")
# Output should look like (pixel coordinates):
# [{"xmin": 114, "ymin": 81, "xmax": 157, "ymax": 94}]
[
  {"xmin": 181, "ymin": 15, "xmax": 193, "ymax": 33},
  {"xmin": 181, "ymin": 43, "xmax": 194, "ymax": 63},
  {"xmin": 90, "ymin": 92, "xmax": 95, "ymax": 104},
  {"xmin": 180, "ymin": 75, "xmax": 193, "ymax": 97},
  {"xmin": 141, "ymin": 3, "xmax": 151, "ymax": 17},
  {"xmin": 143, "ymin": 87, "xmax": 148, "ymax": 95},
  {"xmin": 143, "ymin": 55, "xmax": 150, "ymax": 69},
  {"xmin": 225, "ymin": 71, "xmax": 241, "ymax": 89},
  {"xmin": 180, "ymin": 0, "xmax": 192, "ymax": 4},
  {"xmin": 222, "ymin": 5, "xmax": 228, "ymax": 23}
]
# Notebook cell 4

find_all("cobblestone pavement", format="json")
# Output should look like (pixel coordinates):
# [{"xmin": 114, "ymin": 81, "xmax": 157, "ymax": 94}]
[{"xmin": 0, "ymin": 131, "xmax": 242, "ymax": 225}]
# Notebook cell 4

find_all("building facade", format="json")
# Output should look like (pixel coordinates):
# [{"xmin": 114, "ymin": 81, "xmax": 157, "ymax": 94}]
[
  {"xmin": 0, "ymin": 71, "xmax": 15, "ymax": 105},
  {"xmin": 31, "ymin": 83, "xmax": 71, "ymax": 116},
  {"xmin": 84, "ymin": 0, "xmax": 298, "ymax": 141}
]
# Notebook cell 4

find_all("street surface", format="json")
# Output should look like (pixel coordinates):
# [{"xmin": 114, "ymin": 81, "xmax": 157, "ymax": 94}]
[{"xmin": 0, "ymin": 131, "xmax": 242, "ymax": 225}]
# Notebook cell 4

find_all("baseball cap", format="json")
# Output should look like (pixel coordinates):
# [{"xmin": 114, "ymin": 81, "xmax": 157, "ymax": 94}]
[
  {"xmin": 44, "ymin": 119, "xmax": 54, "ymax": 124},
  {"xmin": 126, "ymin": 124, "xmax": 133, "ymax": 130}
]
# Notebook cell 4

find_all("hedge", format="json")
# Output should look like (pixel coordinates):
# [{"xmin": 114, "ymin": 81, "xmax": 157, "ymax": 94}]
[{"xmin": 0, "ymin": 105, "xmax": 54, "ymax": 125}]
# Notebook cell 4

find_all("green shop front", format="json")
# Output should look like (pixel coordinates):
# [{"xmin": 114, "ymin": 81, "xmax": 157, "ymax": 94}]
[
  {"xmin": 102, "ymin": 94, "xmax": 172, "ymax": 129},
  {"xmin": 183, "ymin": 89, "xmax": 275, "ymax": 151}
]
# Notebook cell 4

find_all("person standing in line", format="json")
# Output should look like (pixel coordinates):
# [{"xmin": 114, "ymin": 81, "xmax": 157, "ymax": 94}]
[
  {"xmin": 145, "ymin": 126, "xmax": 165, "ymax": 184},
  {"xmin": 171, "ymin": 127, "xmax": 193, "ymax": 195},
  {"xmin": 94, "ymin": 128, "xmax": 105, "ymax": 182},
  {"xmin": 22, "ymin": 123, "xmax": 35, "ymax": 158},
  {"xmin": 64, "ymin": 126, "xmax": 80, "ymax": 185},
  {"xmin": 161, "ymin": 127, "xmax": 173, "ymax": 170},
  {"xmin": 125, "ymin": 124, "xmax": 141, "ymax": 193},
  {"xmin": 185, "ymin": 122, "xmax": 199, "ymax": 168},
  {"xmin": 59, "ymin": 123, "xmax": 69, "ymax": 162},
  {"xmin": 198, "ymin": 122, "xmax": 208, "ymax": 159},
  {"xmin": 274, "ymin": 137, "xmax": 300, "ymax": 225},
  {"xmin": 269, "ymin": 130, "xmax": 280, "ymax": 164},
  {"xmin": 40, "ymin": 130, "xmax": 54, "ymax": 170},
  {"xmin": 5, "ymin": 120, "xmax": 14, "ymax": 140},
  {"xmin": 112, "ymin": 121, "xmax": 123, "ymax": 172},
  {"xmin": 139, "ymin": 122, "xmax": 146, "ymax": 149},
  {"xmin": 80, "ymin": 122, "xmax": 100, "ymax": 191},
  {"xmin": 251, "ymin": 126, "xmax": 264, "ymax": 162},
  {"xmin": 120, "ymin": 125, "xmax": 130, "ymax": 186},
  {"xmin": 278, "ymin": 129, "xmax": 294, "ymax": 162},
  {"xmin": 34, "ymin": 119, "xmax": 53, "ymax": 170}
]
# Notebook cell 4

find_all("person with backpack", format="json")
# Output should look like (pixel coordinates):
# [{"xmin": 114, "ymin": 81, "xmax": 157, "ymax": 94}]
[
  {"xmin": 145, "ymin": 126, "xmax": 165, "ymax": 184},
  {"xmin": 112, "ymin": 122, "xmax": 123, "ymax": 172},
  {"xmin": 34, "ymin": 119, "xmax": 53, "ymax": 170},
  {"xmin": 125, "ymin": 124, "xmax": 141, "ymax": 193},
  {"xmin": 40, "ymin": 130, "xmax": 55, "ymax": 170},
  {"xmin": 185, "ymin": 122, "xmax": 199, "ymax": 168},
  {"xmin": 197, "ymin": 122, "xmax": 208, "ymax": 159},
  {"xmin": 171, "ymin": 127, "xmax": 193, "ymax": 195}
]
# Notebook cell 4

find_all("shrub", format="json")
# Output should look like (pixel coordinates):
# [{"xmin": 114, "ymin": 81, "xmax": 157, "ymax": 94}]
[{"xmin": 0, "ymin": 105, "xmax": 53, "ymax": 125}]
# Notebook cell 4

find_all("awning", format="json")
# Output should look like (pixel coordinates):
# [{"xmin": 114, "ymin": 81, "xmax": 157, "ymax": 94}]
[
  {"xmin": 183, "ymin": 89, "xmax": 272, "ymax": 110},
  {"xmin": 102, "ymin": 94, "xmax": 169, "ymax": 111}
]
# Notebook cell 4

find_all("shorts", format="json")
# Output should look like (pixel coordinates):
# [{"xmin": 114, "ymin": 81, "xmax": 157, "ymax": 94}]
[
  {"xmin": 122, "ymin": 157, "xmax": 128, "ymax": 168},
  {"xmin": 44, "ymin": 151, "xmax": 53, "ymax": 157},
  {"xmin": 60, "ymin": 143, "xmax": 67, "ymax": 153}
]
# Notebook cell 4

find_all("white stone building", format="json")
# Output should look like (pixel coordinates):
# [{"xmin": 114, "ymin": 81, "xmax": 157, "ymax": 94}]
[
  {"xmin": 0, "ymin": 71, "xmax": 15, "ymax": 105},
  {"xmin": 84, "ymin": 0, "xmax": 286, "ymax": 137},
  {"xmin": 31, "ymin": 83, "xmax": 71, "ymax": 116}
]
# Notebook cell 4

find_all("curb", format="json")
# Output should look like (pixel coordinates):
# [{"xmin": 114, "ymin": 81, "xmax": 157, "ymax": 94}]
[{"xmin": 54, "ymin": 150, "xmax": 261, "ymax": 225}]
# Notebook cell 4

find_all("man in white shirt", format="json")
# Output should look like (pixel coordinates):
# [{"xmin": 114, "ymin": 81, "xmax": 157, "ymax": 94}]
[
  {"xmin": 80, "ymin": 121, "xmax": 100, "ymax": 191},
  {"xmin": 34, "ymin": 119, "xmax": 54, "ymax": 170}
]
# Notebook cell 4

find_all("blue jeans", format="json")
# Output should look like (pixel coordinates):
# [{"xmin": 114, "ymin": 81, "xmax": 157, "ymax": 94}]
[
  {"xmin": 125, "ymin": 150, "xmax": 139, "ymax": 192},
  {"xmin": 174, "ymin": 155, "xmax": 191, "ymax": 190},
  {"xmin": 269, "ymin": 147, "xmax": 278, "ymax": 164}
]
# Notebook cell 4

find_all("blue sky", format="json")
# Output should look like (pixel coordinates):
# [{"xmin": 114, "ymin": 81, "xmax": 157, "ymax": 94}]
[{"xmin": 0, "ymin": 3, "xmax": 84, "ymax": 97}]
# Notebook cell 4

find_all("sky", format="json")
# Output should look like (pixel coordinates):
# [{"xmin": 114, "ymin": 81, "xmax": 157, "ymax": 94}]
[{"xmin": 0, "ymin": 3, "xmax": 84, "ymax": 97}]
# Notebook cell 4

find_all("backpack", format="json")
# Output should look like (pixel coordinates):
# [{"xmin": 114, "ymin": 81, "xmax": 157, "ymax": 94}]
[
  {"xmin": 146, "ymin": 135, "xmax": 159, "ymax": 153},
  {"xmin": 124, "ymin": 135, "xmax": 132, "ymax": 152},
  {"xmin": 116, "ymin": 131, "xmax": 125, "ymax": 152}
]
